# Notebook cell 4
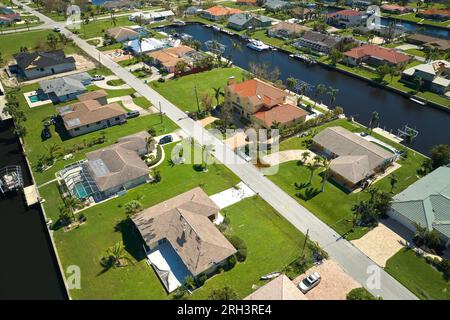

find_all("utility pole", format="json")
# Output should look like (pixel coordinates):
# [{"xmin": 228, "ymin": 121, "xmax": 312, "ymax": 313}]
[
  {"xmin": 194, "ymin": 85, "xmax": 200, "ymax": 113},
  {"xmin": 159, "ymin": 101, "xmax": 163, "ymax": 124},
  {"xmin": 301, "ymin": 228, "xmax": 309, "ymax": 259}
]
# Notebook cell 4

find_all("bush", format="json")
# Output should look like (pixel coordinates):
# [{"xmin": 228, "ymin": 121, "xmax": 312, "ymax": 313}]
[
  {"xmin": 146, "ymin": 145, "xmax": 163, "ymax": 167},
  {"xmin": 346, "ymin": 287, "xmax": 379, "ymax": 300},
  {"xmin": 227, "ymin": 255, "xmax": 237, "ymax": 268},
  {"xmin": 226, "ymin": 235, "xmax": 247, "ymax": 262},
  {"xmin": 197, "ymin": 274, "xmax": 207, "ymax": 286}
]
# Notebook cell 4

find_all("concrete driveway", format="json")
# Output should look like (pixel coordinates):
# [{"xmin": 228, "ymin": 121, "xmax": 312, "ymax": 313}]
[
  {"xmin": 293, "ymin": 259, "xmax": 360, "ymax": 300},
  {"xmin": 351, "ymin": 219, "xmax": 411, "ymax": 267},
  {"xmin": 260, "ymin": 150, "xmax": 317, "ymax": 166}
]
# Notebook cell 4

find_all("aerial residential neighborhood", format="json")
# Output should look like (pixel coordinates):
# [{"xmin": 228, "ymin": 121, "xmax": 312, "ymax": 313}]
[{"xmin": 0, "ymin": 0, "xmax": 449, "ymax": 307}]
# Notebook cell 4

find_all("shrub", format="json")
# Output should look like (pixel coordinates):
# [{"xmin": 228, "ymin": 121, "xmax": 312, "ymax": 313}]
[
  {"xmin": 226, "ymin": 235, "xmax": 247, "ymax": 262},
  {"xmin": 227, "ymin": 255, "xmax": 237, "ymax": 268},
  {"xmin": 197, "ymin": 274, "xmax": 208, "ymax": 286},
  {"xmin": 124, "ymin": 200, "xmax": 143, "ymax": 216},
  {"xmin": 346, "ymin": 288, "xmax": 379, "ymax": 300}
]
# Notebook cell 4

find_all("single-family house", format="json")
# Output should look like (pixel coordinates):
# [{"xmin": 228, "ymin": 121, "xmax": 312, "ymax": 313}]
[
  {"xmin": 201, "ymin": 6, "xmax": 243, "ymax": 21},
  {"xmin": 326, "ymin": 9, "xmax": 367, "ymax": 28},
  {"xmin": 102, "ymin": 0, "xmax": 136, "ymax": 11},
  {"xmin": 264, "ymin": 0, "xmax": 291, "ymax": 11},
  {"xmin": 227, "ymin": 13, "xmax": 272, "ymax": 31},
  {"xmin": 147, "ymin": 45, "xmax": 197, "ymax": 73},
  {"xmin": 126, "ymin": 37, "xmax": 167, "ymax": 54},
  {"xmin": 293, "ymin": 31, "xmax": 342, "ymax": 54},
  {"xmin": 312, "ymin": 126, "xmax": 396, "ymax": 188},
  {"xmin": 0, "ymin": 6, "xmax": 20, "ymax": 24},
  {"xmin": 184, "ymin": 6, "xmax": 202, "ymax": 16},
  {"xmin": 402, "ymin": 60, "xmax": 450, "ymax": 95},
  {"xmin": 106, "ymin": 26, "xmax": 140, "ymax": 42},
  {"xmin": 129, "ymin": 10, "xmax": 174, "ymax": 23},
  {"xmin": 84, "ymin": 131, "xmax": 151, "ymax": 198},
  {"xmin": 236, "ymin": 0, "xmax": 258, "ymax": 5},
  {"xmin": 39, "ymin": 72, "xmax": 91, "ymax": 103},
  {"xmin": 245, "ymin": 275, "xmax": 307, "ymax": 300},
  {"xmin": 12, "ymin": 50, "xmax": 76, "ymax": 80},
  {"xmin": 132, "ymin": 187, "xmax": 237, "ymax": 292},
  {"xmin": 349, "ymin": 0, "xmax": 375, "ymax": 8},
  {"xmin": 406, "ymin": 33, "xmax": 450, "ymax": 52},
  {"xmin": 291, "ymin": 7, "xmax": 312, "ymax": 19},
  {"xmin": 343, "ymin": 44, "xmax": 410, "ymax": 67},
  {"xmin": 389, "ymin": 166, "xmax": 450, "ymax": 248},
  {"xmin": 225, "ymin": 77, "xmax": 308, "ymax": 129},
  {"xmin": 57, "ymin": 90, "xmax": 126, "ymax": 137},
  {"xmin": 268, "ymin": 21, "xmax": 310, "ymax": 39},
  {"xmin": 417, "ymin": 9, "xmax": 450, "ymax": 21},
  {"xmin": 381, "ymin": 4, "xmax": 413, "ymax": 15}
]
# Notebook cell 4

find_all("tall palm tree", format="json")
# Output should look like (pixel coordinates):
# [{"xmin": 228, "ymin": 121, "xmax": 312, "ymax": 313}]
[
  {"xmin": 327, "ymin": 87, "xmax": 338, "ymax": 108},
  {"xmin": 213, "ymin": 87, "xmax": 222, "ymax": 107},
  {"xmin": 102, "ymin": 242, "xmax": 130, "ymax": 268},
  {"xmin": 64, "ymin": 196, "xmax": 81, "ymax": 219},
  {"xmin": 314, "ymin": 84, "xmax": 326, "ymax": 106},
  {"xmin": 301, "ymin": 151, "xmax": 310, "ymax": 164},
  {"xmin": 319, "ymin": 158, "xmax": 330, "ymax": 193},
  {"xmin": 202, "ymin": 144, "xmax": 214, "ymax": 172},
  {"xmin": 369, "ymin": 111, "xmax": 380, "ymax": 133},
  {"xmin": 306, "ymin": 156, "xmax": 322, "ymax": 185}
]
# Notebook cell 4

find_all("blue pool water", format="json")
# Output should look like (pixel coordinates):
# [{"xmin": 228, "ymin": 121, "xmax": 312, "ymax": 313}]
[
  {"xmin": 74, "ymin": 182, "xmax": 89, "ymax": 198},
  {"xmin": 28, "ymin": 95, "xmax": 40, "ymax": 103}
]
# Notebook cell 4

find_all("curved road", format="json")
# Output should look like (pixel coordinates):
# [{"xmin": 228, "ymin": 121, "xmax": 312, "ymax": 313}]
[{"xmin": 13, "ymin": 0, "xmax": 417, "ymax": 300}]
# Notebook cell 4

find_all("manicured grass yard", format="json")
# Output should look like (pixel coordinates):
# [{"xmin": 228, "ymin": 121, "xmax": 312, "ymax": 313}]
[
  {"xmin": 385, "ymin": 249, "xmax": 450, "ymax": 300},
  {"xmin": 39, "ymin": 142, "xmax": 242, "ymax": 299},
  {"xmin": 14, "ymin": 84, "xmax": 177, "ymax": 185},
  {"xmin": 150, "ymin": 68, "xmax": 245, "ymax": 113},
  {"xmin": 133, "ymin": 96, "xmax": 152, "ymax": 109},
  {"xmin": 268, "ymin": 119, "xmax": 426, "ymax": 240},
  {"xmin": 69, "ymin": 16, "xmax": 134, "ymax": 39}
]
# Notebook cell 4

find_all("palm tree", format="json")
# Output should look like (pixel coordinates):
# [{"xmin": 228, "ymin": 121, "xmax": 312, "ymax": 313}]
[
  {"xmin": 298, "ymin": 82, "xmax": 309, "ymax": 103},
  {"xmin": 306, "ymin": 156, "xmax": 322, "ymax": 185},
  {"xmin": 369, "ymin": 111, "xmax": 380, "ymax": 133},
  {"xmin": 389, "ymin": 174, "xmax": 398, "ymax": 193},
  {"xmin": 301, "ymin": 151, "xmax": 310, "ymax": 164},
  {"xmin": 63, "ymin": 196, "xmax": 81, "ymax": 221},
  {"xmin": 327, "ymin": 87, "xmax": 338, "ymax": 108},
  {"xmin": 46, "ymin": 143, "xmax": 61, "ymax": 161},
  {"xmin": 314, "ymin": 84, "xmax": 326, "ymax": 106},
  {"xmin": 319, "ymin": 158, "xmax": 330, "ymax": 193},
  {"xmin": 102, "ymin": 242, "xmax": 130, "ymax": 268},
  {"xmin": 213, "ymin": 87, "xmax": 222, "ymax": 107},
  {"xmin": 202, "ymin": 144, "xmax": 214, "ymax": 172},
  {"xmin": 285, "ymin": 77, "xmax": 298, "ymax": 93}
]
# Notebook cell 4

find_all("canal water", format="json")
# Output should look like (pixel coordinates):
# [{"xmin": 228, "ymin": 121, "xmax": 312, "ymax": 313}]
[
  {"xmin": 0, "ymin": 120, "xmax": 67, "ymax": 300},
  {"xmin": 168, "ymin": 24, "xmax": 450, "ymax": 155}
]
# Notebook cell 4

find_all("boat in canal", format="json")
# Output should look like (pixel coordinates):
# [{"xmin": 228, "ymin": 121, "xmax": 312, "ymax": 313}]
[
  {"xmin": 289, "ymin": 53, "xmax": 317, "ymax": 65},
  {"xmin": 247, "ymin": 39, "xmax": 270, "ymax": 51}
]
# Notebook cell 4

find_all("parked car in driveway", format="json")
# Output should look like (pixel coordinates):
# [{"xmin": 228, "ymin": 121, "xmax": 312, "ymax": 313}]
[
  {"xmin": 298, "ymin": 272, "xmax": 321, "ymax": 293},
  {"xmin": 126, "ymin": 110, "xmax": 140, "ymax": 118},
  {"xmin": 159, "ymin": 135, "xmax": 173, "ymax": 145},
  {"xmin": 53, "ymin": 26, "xmax": 61, "ymax": 32},
  {"xmin": 91, "ymin": 74, "xmax": 105, "ymax": 81}
]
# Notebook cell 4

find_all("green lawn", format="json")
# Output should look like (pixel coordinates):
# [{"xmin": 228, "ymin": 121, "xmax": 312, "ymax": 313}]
[
  {"xmin": 14, "ymin": 84, "xmax": 177, "ymax": 185},
  {"xmin": 0, "ymin": 29, "xmax": 82, "ymax": 62},
  {"xmin": 132, "ymin": 96, "xmax": 152, "ymax": 109},
  {"xmin": 150, "ymin": 68, "xmax": 245, "ymax": 113},
  {"xmin": 268, "ymin": 119, "xmax": 426, "ymax": 240},
  {"xmin": 39, "ymin": 142, "xmax": 242, "ymax": 299},
  {"xmin": 86, "ymin": 84, "xmax": 136, "ymax": 98},
  {"xmin": 385, "ymin": 248, "xmax": 450, "ymax": 300},
  {"xmin": 69, "ymin": 16, "xmax": 134, "ymax": 39}
]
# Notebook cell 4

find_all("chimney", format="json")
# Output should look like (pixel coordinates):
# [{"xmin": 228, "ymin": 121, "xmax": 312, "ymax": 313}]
[{"xmin": 227, "ymin": 76, "xmax": 236, "ymax": 86}]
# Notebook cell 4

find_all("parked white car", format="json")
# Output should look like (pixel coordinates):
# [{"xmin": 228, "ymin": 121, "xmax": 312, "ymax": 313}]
[{"xmin": 298, "ymin": 272, "xmax": 321, "ymax": 293}]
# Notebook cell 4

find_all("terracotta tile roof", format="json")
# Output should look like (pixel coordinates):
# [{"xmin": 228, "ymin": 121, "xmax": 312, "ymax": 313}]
[
  {"xmin": 77, "ymin": 89, "xmax": 108, "ymax": 102},
  {"xmin": 253, "ymin": 103, "xmax": 308, "ymax": 127},
  {"xmin": 381, "ymin": 4, "xmax": 411, "ymax": 12},
  {"xmin": 237, "ymin": 0, "xmax": 257, "ymax": 3},
  {"xmin": 270, "ymin": 21, "xmax": 310, "ymax": 34},
  {"xmin": 327, "ymin": 9, "xmax": 364, "ymax": 17},
  {"xmin": 344, "ymin": 45, "xmax": 410, "ymax": 65},
  {"xmin": 106, "ymin": 27, "xmax": 139, "ymax": 40},
  {"xmin": 419, "ymin": 9, "xmax": 450, "ymax": 17},
  {"xmin": 245, "ymin": 275, "xmax": 308, "ymax": 300},
  {"xmin": 147, "ymin": 45, "xmax": 195, "ymax": 68},
  {"xmin": 204, "ymin": 6, "xmax": 242, "ymax": 17},
  {"xmin": 228, "ymin": 78, "xmax": 287, "ymax": 107},
  {"xmin": 132, "ymin": 187, "xmax": 237, "ymax": 276}
]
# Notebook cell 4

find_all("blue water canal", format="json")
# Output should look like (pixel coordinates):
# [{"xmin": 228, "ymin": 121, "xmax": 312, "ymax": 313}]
[{"xmin": 166, "ymin": 23, "xmax": 450, "ymax": 155}]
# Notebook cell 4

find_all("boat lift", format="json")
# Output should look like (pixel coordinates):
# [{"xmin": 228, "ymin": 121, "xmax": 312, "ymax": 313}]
[
  {"xmin": 0, "ymin": 165, "xmax": 23, "ymax": 194},
  {"xmin": 397, "ymin": 124, "xmax": 419, "ymax": 143}
]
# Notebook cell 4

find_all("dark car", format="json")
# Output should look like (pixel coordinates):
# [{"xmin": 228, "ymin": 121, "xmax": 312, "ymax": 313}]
[
  {"xmin": 126, "ymin": 110, "xmax": 140, "ymax": 118},
  {"xmin": 159, "ymin": 135, "xmax": 173, "ymax": 145},
  {"xmin": 41, "ymin": 126, "xmax": 51, "ymax": 140}
]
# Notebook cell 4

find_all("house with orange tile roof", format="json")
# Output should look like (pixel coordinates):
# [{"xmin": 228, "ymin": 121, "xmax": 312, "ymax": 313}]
[
  {"xmin": 147, "ymin": 45, "xmax": 197, "ymax": 73},
  {"xmin": 380, "ymin": 4, "xmax": 413, "ymax": 15},
  {"xmin": 417, "ymin": 9, "xmax": 450, "ymax": 21},
  {"xmin": 224, "ymin": 77, "xmax": 308, "ymax": 129},
  {"xmin": 326, "ymin": 9, "xmax": 367, "ymax": 28},
  {"xmin": 201, "ymin": 6, "xmax": 243, "ymax": 21},
  {"xmin": 343, "ymin": 44, "xmax": 410, "ymax": 67}
]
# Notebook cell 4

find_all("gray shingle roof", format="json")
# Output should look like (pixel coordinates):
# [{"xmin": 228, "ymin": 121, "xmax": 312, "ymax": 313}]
[
  {"xmin": 14, "ymin": 50, "xmax": 75, "ymax": 70},
  {"xmin": 392, "ymin": 166, "xmax": 450, "ymax": 238},
  {"xmin": 39, "ymin": 72, "xmax": 90, "ymax": 97}
]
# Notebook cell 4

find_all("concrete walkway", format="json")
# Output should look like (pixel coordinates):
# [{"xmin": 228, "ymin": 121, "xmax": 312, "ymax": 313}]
[
  {"xmin": 209, "ymin": 181, "xmax": 256, "ymax": 209},
  {"xmin": 107, "ymin": 95, "xmax": 151, "ymax": 115},
  {"xmin": 18, "ymin": 0, "xmax": 418, "ymax": 300}
]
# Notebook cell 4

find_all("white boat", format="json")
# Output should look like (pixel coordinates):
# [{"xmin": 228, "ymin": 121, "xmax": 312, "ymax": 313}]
[
  {"xmin": 260, "ymin": 271, "xmax": 281, "ymax": 280},
  {"xmin": 212, "ymin": 25, "xmax": 221, "ymax": 31},
  {"xmin": 246, "ymin": 39, "xmax": 270, "ymax": 51},
  {"xmin": 291, "ymin": 54, "xmax": 316, "ymax": 65},
  {"xmin": 410, "ymin": 97, "xmax": 426, "ymax": 105}
]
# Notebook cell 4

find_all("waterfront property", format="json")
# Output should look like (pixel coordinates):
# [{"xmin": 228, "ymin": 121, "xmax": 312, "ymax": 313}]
[
  {"xmin": 129, "ymin": 10, "xmax": 175, "ymax": 23},
  {"xmin": 146, "ymin": 45, "xmax": 204, "ymax": 73},
  {"xmin": 293, "ymin": 31, "xmax": 342, "ymax": 54},
  {"xmin": 227, "ymin": 13, "xmax": 272, "ymax": 31},
  {"xmin": 406, "ymin": 33, "xmax": 450, "ymax": 52},
  {"xmin": 268, "ymin": 21, "xmax": 310, "ymax": 39},
  {"xmin": 201, "ymin": 6, "xmax": 242, "ymax": 21},
  {"xmin": 401, "ymin": 60, "xmax": 450, "ymax": 96},
  {"xmin": 57, "ymin": 90, "xmax": 127, "ymax": 137},
  {"xmin": 106, "ymin": 26, "xmax": 140, "ymax": 43},
  {"xmin": 12, "ymin": 50, "xmax": 76, "ymax": 80},
  {"xmin": 132, "ymin": 187, "xmax": 236, "ymax": 292},
  {"xmin": 38, "ymin": 72, "xmax": 92, "ymax": 103},
  {"xmin": 58, "ymin": 131, "xmax": 152, "ymax": 202},
  {"xmin": 343, "ymin": 45, "xmax": 411, "ymax": 68},
  {"xmin": 326, "ymin": 9, "xmax": 367, "ymax": 28},
  {"xmin": 126, "ymin": 37, "xmax": 167, "ymax": 54},
  {"xmin": 380, "ymin": 4, "xmax": 413, "ymax": 15},
  {"xmin": 417, "ymin": 9, "xmax": 450, "ymax": 21},
  {"xmin": 102, "ymin": 0, "xmax": 136, "ymax": 11},
  {"xmin": 312, "ymin": 126, "xmax": 397, "ymax": 189},
  {"xmin": 224, "ymin": 77, "xmax": 308, "ymax": 129},
  {"xmin": 264, "ymin": 0, "xmax": 291, "ymax": 11},
  {"xmin": 0, "ymin": 5, "xmax": 20, "ymax": 24},
  {"xmin": 389, "ymin": 166, "xmax": 450, "ymax": 248}
]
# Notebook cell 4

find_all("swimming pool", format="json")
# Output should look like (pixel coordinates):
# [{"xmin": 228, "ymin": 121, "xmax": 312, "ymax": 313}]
[
  {"xmin": 28, "ymin": 95, "xmax": 40, "ymax": 103},
  {"xmin": 74, "ymin": 182, "xmax": 89, "ymax": 199}
]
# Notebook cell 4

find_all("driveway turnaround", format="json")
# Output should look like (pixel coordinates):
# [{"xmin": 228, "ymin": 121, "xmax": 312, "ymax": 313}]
[
  {"xmin": 210, "ymin": 182, "xmax": 256, "ymax": 209},
  {"xmin": 16, "ymin": 0, "xmax": 418, "ymax": 300}
]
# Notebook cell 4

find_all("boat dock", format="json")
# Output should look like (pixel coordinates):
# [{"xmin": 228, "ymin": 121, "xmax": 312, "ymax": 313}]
[
  {"xmin": 372, "ymin": 127, "xmax": 404, "ymax": 143},
  {"xmin": 24, "ymin": 184, "xmax": 40, "ymax": 206}
]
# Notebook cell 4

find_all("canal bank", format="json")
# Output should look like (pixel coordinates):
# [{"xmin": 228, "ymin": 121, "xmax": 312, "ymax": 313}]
[
  {"xmin": 167, "ymin": 23, "xmax": 450, "ymax": 155},
  {"xmin": 0, "ymin": 119, "xmax": 68, "ymax": 300}
]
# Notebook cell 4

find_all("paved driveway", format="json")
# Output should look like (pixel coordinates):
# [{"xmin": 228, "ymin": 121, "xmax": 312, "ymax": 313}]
[{"xmin": 293, "ymin": 260, "xmax": 360, "ymax": 300}]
